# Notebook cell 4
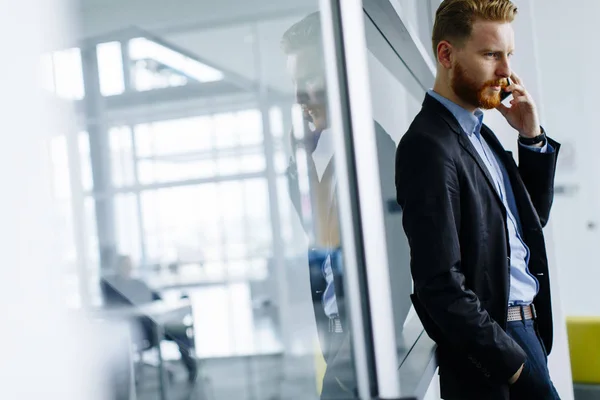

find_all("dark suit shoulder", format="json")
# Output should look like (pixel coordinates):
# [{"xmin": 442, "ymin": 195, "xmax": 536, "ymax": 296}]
[
  {"xmin": 397, "ymin": 112, "xmax": 456, "ymax": 160},
  {"xmin": 395, "ymin": 108, "xmax": 460, "ymax": 193},
  {"xmin": 410, "ymin": 107, "xmax": 457, "ymax": 139}
]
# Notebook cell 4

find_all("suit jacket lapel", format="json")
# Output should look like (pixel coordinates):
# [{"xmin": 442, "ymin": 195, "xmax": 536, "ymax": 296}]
[
  {"xmin": 456, "ymin": 133, "xmax": 504, "ymax": 207},
  {"xmin": 480, "ymin": 126, "xmax": 540, "ymax": 228}
]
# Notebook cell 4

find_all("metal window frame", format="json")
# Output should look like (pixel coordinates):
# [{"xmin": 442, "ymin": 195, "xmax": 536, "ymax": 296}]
[{"xmin": 322, "ymin": 0, "xmax": 442, "ymax": 399}]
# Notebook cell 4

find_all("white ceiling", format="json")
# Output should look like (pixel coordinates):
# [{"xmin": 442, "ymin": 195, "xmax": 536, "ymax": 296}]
[
  {"xmin": 77, "ymin": 0, "xmax": 313, "ymax": 39},
  {"xmin": 76, "ymin": 0, "xmax": 316, "ymax": 98}
]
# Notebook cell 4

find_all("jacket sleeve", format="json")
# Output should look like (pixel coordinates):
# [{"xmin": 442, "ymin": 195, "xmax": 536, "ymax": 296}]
[
  {"xmin": 395, "ymin": 132, "xmax": 527, "ymax": 384},
  {"xmin": 518, "ymin": 135, "xmax": 561, "ymax": 227}
]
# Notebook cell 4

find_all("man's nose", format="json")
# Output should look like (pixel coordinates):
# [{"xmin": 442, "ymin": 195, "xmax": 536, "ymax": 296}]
[{"xmin": 497, "ymin": 57, "xmax": 511, "ymax": 79}]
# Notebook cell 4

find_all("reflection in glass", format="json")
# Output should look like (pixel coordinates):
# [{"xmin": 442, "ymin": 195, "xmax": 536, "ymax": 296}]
[
  {"xmin": 55, "ymin": 1, "xmax": 367, "ymax": 398},
  {"xmin": 129, "ymin": 37, "xmax": 223, "ymax": 91},
  {"xmin": 52, "ymin": 47, "xmax": 85, "ymax": 100},
  {"xmin": 281, "ymin": 11, "xmax": 363, "ymax": 399},
  {"xmin": 96, "ymin": 41, "xmax": 125, "ymax": 96}
]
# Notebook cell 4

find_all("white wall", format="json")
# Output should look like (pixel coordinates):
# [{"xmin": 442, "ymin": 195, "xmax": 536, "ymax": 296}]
[
  {"xmin": 0, "ymin": 0, "xmax": 111, "ymax": 398},
  {"xmin": 529, "ymin": 0, "xmax": 600, "ymax": 318},
  {"xmin": 483, "ymin": 1, "xmax": 574, "ymax": 397}
]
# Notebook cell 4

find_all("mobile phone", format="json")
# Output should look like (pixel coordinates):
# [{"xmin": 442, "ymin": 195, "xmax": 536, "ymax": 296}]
[{"xmin": 500, "ymin": 77, "xmax": 512, "ymax": 101}]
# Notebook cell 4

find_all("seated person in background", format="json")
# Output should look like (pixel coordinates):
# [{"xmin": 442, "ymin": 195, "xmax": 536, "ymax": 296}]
[{"xmin": 101, "ymin": 255, "xmax": 198, "ymax": 383}]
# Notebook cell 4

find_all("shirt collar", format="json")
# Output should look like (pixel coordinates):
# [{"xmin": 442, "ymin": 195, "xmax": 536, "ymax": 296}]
[
  {"xmin": 427, "ymin": 89, "xmax": 484, "ymax": 138},
  {"xmin": 312, "ymin": 128, "xmax": 334, "ymax": 181}
]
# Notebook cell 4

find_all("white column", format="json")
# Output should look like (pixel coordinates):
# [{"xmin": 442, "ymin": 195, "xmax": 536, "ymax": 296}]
[{"xmin": 0, "ymin": 0, "xmax": 108, "ymax": 398}]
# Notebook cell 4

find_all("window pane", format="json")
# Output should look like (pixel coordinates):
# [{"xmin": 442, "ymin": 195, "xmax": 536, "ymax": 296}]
[
  {"xmin": 53, "ymin": 47, "xmax": 84, "ymax": 100},
  {"xmin": 97, "ymin": 41, "xmax": 125, "ymax": 96},
  {"xmin": 134, "ymin": 113, "xmax": 267, "ymax": 184},
  {"xmin": 77, "ymin": 4, "xmax": 369, "ymax": 398},
  {"xmin": 237, "ymin": 109, "xmax": 263, "ymax": 146},
  {"xmin": 129, "ymin": 37, "xmax": 223, "ymax": 92},
  {"xmin": 50, "ymin": 135, "xmax": 71, "ymax": 199},
  {"xmin": 365, "ymin": 11, "xmax": 427, "ymax": 362},
  {"xmin": 78, "ymin": 132, "xmax": 94, "ymax": 192},
  {"xmin": 114, "ymin": 193, "xmax": 141, "ymax": 263},
  {"xmin": 109, "ymin": 126, "xmax": 135, "ymax": 187},
  {"xmin": 214, "ymin": 112, "xmax": 238, "ymax": 148},
  {"xmin": 269, "ymin": 106, "xmax": 284, "ymax": 139}
]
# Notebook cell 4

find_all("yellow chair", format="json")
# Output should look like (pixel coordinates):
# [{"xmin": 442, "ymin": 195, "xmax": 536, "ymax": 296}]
[
  {"xmin": 314, "ymin": 340, "xmax": 327, "ymax": 395},
  {"xmin": 566, "ymin": 316, "xmax": 600, "ymax": 384}
]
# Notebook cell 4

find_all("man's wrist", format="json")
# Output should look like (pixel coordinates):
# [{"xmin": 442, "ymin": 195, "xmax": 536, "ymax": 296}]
[
  {"xmin": 519, "ymin": 126, "xmax": 542, "ymax": 138},
  {"xmin": 518, "ymin": 126, "xmax": 546, "ymax": 146}
]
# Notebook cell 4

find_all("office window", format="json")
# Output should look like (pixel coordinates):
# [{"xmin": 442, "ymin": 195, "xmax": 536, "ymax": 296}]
[
  {"xmin": 78, "ymin": 132, "xmax": 94, "ymax": 192},
  {"xmin": 48, "ymin": 133, "xmax": 100, "ymax": 308},
  {"xmin": 236, "ymin": 109, "xmax": 263, "ymax": 146},
  {"xmin": 114, "ymin": 192, "xmax": 141, "ymax": 263},
  {"xmin": 136, "ymin": 116, "xmax": 214, "ymax": 157},
  {"xmin": 141, "ymin": 184, "xmax": 217, "ymax": 267},
  {"xmin": 52, "ymin": 47, "xmax": 85, "ymax": 100},
  {"xmin": 139, "ymin": 178, "xmax": 271, "ymax": 275},
  {"xmin": 109, "ymin": 126, "xmax": 136, "ymax": 187},
  {"xmin": 50, "ymin": 135, "xmax": 71, "ymax": 199},
  {"xmin": 269, "ymin": 106, "xmax": 284, "ymax": 139},
  {"xmin": 135, "ymin": 111, "xmax": 266, "ymax": 184},
  {"xmin": 97, "ymin": 41, "xmax": 125, "ymax": 96}
]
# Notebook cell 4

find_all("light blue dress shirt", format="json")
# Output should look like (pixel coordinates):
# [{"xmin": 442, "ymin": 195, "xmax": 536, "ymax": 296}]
[{"xmin": 427, "ymin": 90, "xmax": 554, "ymax": 305}]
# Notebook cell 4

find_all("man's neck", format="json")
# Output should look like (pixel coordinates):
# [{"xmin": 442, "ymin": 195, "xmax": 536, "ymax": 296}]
[{"xmin": 432, "ymin": 81, "xmax": 477, "ymax": 114}]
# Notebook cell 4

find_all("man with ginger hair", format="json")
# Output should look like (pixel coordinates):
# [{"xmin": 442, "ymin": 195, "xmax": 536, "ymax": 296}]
[{"xmin": 396, "ymin": 0, "xmax": 561, "ymax": 399}]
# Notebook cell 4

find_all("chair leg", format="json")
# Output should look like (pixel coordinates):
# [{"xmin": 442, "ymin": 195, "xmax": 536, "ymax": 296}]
[{"xmin": 134, "ymin": 351, "xmax": 143, "ymax": 386}]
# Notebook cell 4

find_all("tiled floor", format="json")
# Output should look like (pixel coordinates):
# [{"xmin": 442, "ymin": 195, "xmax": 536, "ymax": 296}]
[
  {"xmin": 134, "ymin": 354, "xmax": 319, "ymax": 400},
  {"xmin": 574, "ymin": 384, "xmax": 600, "ymax": 400},
  {"xmin": 129, "ymin": 280, "xmax": 321, "ymax": 400}
]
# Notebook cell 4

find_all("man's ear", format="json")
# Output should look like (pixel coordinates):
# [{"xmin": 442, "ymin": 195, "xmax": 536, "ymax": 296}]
[{"xmin": 437, "ymin": 40, "xmax": 454, "ymax": 69}]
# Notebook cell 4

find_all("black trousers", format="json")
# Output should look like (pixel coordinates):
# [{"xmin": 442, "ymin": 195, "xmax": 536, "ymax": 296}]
[
  {"xmin": 164, "ymin": 326, "xmax": 197, "ymax": 375},
  {"xmin": 141, "ymin": 317, "xmax": 196, "ymax": 375}
]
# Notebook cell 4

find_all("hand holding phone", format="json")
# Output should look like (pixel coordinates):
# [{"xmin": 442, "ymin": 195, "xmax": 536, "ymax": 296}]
[{"xmin": 500, "ymin": 77, "xmax": 512, "ymax": 101}]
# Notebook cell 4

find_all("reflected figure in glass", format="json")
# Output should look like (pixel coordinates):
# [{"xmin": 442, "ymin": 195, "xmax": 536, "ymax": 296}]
[{"xmin": 281, "ymin": 11, "xmax": 399, "ymax": 399}]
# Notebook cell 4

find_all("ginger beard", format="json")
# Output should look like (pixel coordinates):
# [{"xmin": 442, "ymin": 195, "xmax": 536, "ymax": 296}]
[{"xmin": 451, "ymin": 61, "xmax": 508, "ymax": 110}]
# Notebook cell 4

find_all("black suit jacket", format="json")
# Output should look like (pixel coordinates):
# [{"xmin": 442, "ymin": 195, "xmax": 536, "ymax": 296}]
[{"xmin": 395, "ymin": 94, "xmax": 560, "ymax": 399}]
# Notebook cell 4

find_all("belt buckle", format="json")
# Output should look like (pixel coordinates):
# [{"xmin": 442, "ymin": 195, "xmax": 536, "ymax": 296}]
[{"xmin": 530, "ymin": 303, "xmax": 537, "ymax": 320}]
